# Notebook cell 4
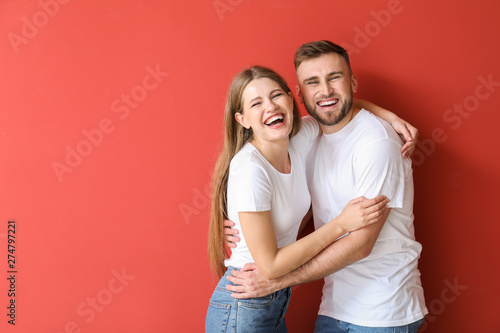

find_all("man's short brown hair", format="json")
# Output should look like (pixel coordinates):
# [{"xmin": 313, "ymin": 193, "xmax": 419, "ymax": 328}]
[{"xmin": 294, "ymin": 40, "xmax": 352, "ymax": 73}]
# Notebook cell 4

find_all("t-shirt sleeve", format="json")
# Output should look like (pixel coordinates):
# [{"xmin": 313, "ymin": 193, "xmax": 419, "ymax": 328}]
[
  {"xmin": 228, "ymin": 158, "xmax": 272, "ymax": 212},
  {"xmin": 300, "ymin": 116, "xmax": 320, "ymax": 144},
  {"xmin": 290, "ymin": 116, "xmax": 320, "ymax": 156},
  {"xmin": 353, "ymin": 138, "xmax": 407, "ymax": 208}
]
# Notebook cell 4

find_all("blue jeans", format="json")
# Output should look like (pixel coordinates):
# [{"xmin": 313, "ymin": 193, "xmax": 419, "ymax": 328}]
[
  {"xmin": 206, "ymin": 267, "xmax": 291, "ymax": 333},
  {"xmin": 314, "ymin": 315, "xmax": 424, "ymax": 333}
]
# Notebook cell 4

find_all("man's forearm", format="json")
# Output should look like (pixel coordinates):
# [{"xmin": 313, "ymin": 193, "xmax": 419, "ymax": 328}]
[
  {"xmin": 276, "ymin": 231, "xmax": 373, "ymax": 288},
  {"xmin": 228, "ymin": 216, "xmax": 385, "ymax": 298}
]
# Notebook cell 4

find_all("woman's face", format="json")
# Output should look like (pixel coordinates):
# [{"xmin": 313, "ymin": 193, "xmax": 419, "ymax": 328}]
[{"xmin": 236, "ymin": 77, "xmax": 294, "ymax": 145}]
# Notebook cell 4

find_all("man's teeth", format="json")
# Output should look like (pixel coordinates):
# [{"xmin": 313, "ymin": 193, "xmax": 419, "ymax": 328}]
[
  {"xmin": 318, "ymin": 100, "xmax": 338, "ymax": 107},
  {"xmin": 265, "ymin": 115, "xmax": 284, "ymax": 125}
]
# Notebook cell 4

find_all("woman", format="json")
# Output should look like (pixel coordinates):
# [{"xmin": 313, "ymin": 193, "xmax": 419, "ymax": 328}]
[{"xmin": 206, "ymin": 66, "xmax": 415, "ymax": 332}]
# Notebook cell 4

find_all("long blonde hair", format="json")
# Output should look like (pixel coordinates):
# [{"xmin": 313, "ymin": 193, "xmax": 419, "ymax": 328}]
[{"xmin": 208, "ymin": 66, "xmax": 302, "ymax": 277}]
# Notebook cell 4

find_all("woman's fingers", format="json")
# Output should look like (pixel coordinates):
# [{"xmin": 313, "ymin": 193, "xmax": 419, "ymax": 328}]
[
  {"xmin": 367, "ymin": 206, "xmax": 391, "ymax": 224},
  {"xmin": 358, "ymin": 195, "xmax": 387, "ymax": 209}
]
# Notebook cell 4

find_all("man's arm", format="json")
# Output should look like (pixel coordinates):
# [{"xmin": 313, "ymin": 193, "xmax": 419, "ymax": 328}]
[
  {"xmin": 226, "ymin": 208, "xmax": 389, "ymax": 298},
  {"xmin": 283, "ymin": 211, "xmax": 388, "ymax": 284}
]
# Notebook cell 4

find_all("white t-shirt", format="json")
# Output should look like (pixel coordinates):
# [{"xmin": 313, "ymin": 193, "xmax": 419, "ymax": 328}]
[
  {"xmin": 224, "ymin": 116, "xmax": 319, "ymax": 269},
  {"xmin": 306, "ymin": 110, "xmax": 428, "ymax": 327}
]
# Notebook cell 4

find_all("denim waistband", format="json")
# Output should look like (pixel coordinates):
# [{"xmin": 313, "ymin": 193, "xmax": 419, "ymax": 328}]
[{"xmin": 217, "ymin": 266, "xmax": 291, "ymax": 297}]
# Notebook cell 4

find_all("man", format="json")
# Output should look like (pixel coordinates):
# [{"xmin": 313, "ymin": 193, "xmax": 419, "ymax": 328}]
[{"xmin": 225, "ymin": 40, "xmax": 427, "ymax": 332}]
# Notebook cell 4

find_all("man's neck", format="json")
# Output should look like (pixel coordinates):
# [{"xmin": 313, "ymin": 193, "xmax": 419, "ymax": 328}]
[{"xmin": 321, "ymin": 106, "xmax": 361, "ymax": 135}]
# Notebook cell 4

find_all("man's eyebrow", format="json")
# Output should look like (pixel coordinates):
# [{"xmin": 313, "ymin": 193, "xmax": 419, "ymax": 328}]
[
  {"xmin": 327, "ymin": 71, "xmax": 344, "ymax": 77},
  {"xmin": 303, "ymin": 71, "xmax": 344, "ymax": 83},
  {"xmin": 303, "ymin": 76, "xmax": 319, "ymax": 83}
]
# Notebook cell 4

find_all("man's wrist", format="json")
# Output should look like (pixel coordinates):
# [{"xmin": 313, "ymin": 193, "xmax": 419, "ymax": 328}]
[{"xmin": 275, "ymin": 271, "xmax": 297, "ymax": 290}]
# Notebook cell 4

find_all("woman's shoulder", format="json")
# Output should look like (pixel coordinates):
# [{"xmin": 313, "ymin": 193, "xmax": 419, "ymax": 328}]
[{"xmin": 230, "ymin": 144, "xmax": 269, "ymax": 175}]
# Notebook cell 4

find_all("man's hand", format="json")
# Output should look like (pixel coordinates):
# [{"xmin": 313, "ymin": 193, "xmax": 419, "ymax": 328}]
[
  {"xmin": 224, "ymin": 219, "xmax": 240, "ymax": 249},
  {"xmin": 390, "ymin": 118, "xmax": 419, "ymax": 158},
  {"xmin": 226, "ymin": 263, "xmax": 282, "ymax": 299}
]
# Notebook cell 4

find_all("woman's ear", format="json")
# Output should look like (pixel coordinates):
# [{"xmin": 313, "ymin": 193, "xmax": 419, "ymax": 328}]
[{"xmin": 235, "ymin": 112, "xmax": 250, "ymax": 129}]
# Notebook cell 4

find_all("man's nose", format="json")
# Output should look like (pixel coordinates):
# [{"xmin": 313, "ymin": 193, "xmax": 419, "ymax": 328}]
[{"xmin": 319, "ymin": 80, "xmax": 333, "ymax": 97}]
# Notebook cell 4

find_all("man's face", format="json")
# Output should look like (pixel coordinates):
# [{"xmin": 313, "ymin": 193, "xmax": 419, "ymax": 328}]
[{"xmin": 296, "ymin": 53, "xmax": 358, "ymax": 131}]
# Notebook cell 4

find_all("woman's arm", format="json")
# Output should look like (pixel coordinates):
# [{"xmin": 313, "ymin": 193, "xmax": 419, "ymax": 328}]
[
  {"xmin": 353, "ymin": 99, "xmax": 419, "ymax": 157},
  {"xmin": 239, "ymin": 196, "xmax": 388, "ymax": 280}
]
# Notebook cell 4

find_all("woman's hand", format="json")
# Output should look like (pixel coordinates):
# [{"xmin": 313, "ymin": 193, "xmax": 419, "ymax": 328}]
[
  {"xmin": 352, "ymin": 99, "xmax": 419, "ymax": 158},
  {"xmin": 336, "ymin": 196, "xmax": 389, "ymax": 233},
  {"xmin": 390, "ymin": 118, "xmax": 419, "ymax": 158}
]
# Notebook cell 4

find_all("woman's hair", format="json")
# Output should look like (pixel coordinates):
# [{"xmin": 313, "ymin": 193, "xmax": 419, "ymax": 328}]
[{"xmin": 208, "ymin": 66, "xmax": 302, "ymax": 277}]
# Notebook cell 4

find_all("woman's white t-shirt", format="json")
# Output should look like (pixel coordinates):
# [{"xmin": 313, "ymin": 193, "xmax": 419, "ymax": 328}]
[{"xmin": 224, "ymin": 116, "xmax": 319, "ymax": 269}]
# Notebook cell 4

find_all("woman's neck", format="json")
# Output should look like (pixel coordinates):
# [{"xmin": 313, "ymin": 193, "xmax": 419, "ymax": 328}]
[{"xmin": 251, "ymin": 137, "xmax": 291, "ymax": 174}]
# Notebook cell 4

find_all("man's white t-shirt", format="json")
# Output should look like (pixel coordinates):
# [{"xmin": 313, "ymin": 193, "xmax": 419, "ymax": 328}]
[
  {"xmin": 225, "ymin": 116, "xmax": 319, "ymax": 269},
  {"xmin": 306, "ymin": 110, "xmax": 428, "ymax": 327}
]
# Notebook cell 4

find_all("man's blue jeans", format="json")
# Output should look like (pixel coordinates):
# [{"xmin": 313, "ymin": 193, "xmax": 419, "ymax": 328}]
[
  {"xmin": 206, "ymin": 267, "xmax": 291, "ymax": 333},
  {"xmin": 314, "ymin": 315, "xmax": 424, "ymax": 333}
]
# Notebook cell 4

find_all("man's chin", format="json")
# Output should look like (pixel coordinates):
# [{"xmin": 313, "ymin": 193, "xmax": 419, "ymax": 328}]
[{"xmin": 312, "ymin": 111, "xmax": 346, "ymax": 126}]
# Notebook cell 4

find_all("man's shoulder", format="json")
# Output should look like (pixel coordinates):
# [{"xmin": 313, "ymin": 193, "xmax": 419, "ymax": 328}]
[{"xmin": 353, "ymin": 110, "xmax": 403, "ymax": 147}]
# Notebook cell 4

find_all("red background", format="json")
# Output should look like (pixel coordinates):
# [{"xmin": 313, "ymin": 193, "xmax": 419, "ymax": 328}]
[{"xmin": 1, "ymin": 0, "xmax": 499, "ymax": 332}]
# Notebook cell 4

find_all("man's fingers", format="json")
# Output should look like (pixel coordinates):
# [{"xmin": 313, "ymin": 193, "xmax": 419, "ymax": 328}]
[
  {"xmin": 223, "ymin": 219, "xmax": 235, "ymax": 227},
  {"xmin": 226, "ymin": 284, "xmax": 245, "ymax": 293},
  {"xmin": 231, "ymin": 292, "xmax": 252, "ymax": 299},
  {"xmin": 231, "ymin": 270, "xmax": 251, "ymax": 279},
  {"xmin": 224, "ymin": 227, "xmax": 239, "ymax": 235},
  {"xmin": 227, "ymin": 273, "xmax": 244, "ymax": 285},
  {"xmin": 241, "ymin": 263, "xmax": 257, "ymax": 272},
  {"xmin": 225, "ymin": 235, "xmax": 240, "ymax": 243}
]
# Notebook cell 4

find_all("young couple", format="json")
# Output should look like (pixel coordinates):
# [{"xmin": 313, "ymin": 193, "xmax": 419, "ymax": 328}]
[{"xmin": 206, "ymin": 40, "xmax": 427, "ymax": 333}]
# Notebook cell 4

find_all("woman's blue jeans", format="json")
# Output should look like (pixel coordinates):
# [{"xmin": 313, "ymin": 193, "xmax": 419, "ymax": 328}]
[{"xmin": 206, "ymin": 267, "xmax": 291, "ymax": 333}]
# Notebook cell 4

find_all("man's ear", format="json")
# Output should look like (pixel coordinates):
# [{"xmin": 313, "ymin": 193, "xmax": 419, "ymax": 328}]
[
  {"xmin": 235, "ymin": 112, "xmax": 250, "ymax": 129},
  {"xmin": 351, "ymin": 74, "xmax": 358, "ymax": 93},
  {"xmin": 295, "ymin": 85, "xmax": 304, "ymax": 104}
]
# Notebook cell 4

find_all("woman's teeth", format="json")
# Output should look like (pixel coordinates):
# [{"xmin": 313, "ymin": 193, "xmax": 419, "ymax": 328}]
[{"xmin": 265, "ymin": 114, "xmax": 284, "ymax": 126}]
